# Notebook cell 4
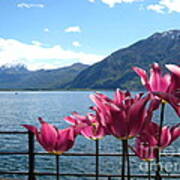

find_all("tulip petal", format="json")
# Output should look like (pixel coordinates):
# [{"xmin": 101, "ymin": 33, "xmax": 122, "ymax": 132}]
[
  {"xmin": 133, "ymin": 67, "xmax": 148, "ymax": 86},
  {"xmin": 110, "ymin": 110, "xmax": 128, "ymax": 138},
  {"xmin": 149, "ymin": 99, "xmax": 161, "ymax": 112},
  {"xmin": 22, "ymin": 124, "xmax": 38, "ymax": 134},
  {"xmin": 149, "ymin": 63, "xmax": 163, "ymax": 92},
  {"xmin": 154, "ymin": 92, "xmax": 180, "ymax": 117},
  {"xmin": 64, "ymin": 116, "xmax": 77, "ymax": 125},
  {"xmin": 128, "ymin": 95, "xmax": 150, "ymax": 137},
  {"xmin": 166, "ymin": 64, "xmax": 180, "ymax": 76},
  {"xmin": 160, "ymin": 126, "xmax": 172, "ymax": 148},
  {"xmin": 40, "ymin": 121, "xmax": 58, "ymax": 150},
  {"xmin": 55, "ymin": 127, "xmax": 76, "ymax": 152},
  {"xmin": 114, "ymin": 89, "xmax": 130, "ymax": 105},
  {"xmin": 170, "ymin": 124, "xmax": 180, "ymax": 142}
]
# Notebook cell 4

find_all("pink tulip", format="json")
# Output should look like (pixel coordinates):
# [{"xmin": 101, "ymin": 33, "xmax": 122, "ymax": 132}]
[
  {"xmin": 133, "ymin": 63, "xmax": 171, "ymax": 93},
  {"xmin": 130, "ymin": 136, "xmax": 157, "ymax": 161},
  {"xmin": 22, "ymin": 117, "xmax": 77, "ymax": 155},
  {"xmin": 90, "ymin": 90, "xmax": 152, "ymax": 140},
  {"xmin": 90, "ymin": 90, "xmax": 136, "ymax": 127},
  {"xmin": 141, "ymin": 121, "xmax": 180, "ymax": 149},
  {"xmin": 65, "ymin": 110, "xmax": 108, "ymax": 140},
  {"xmin": 132, "ymin": 122, "xmax": 180, "ymax": 161}
]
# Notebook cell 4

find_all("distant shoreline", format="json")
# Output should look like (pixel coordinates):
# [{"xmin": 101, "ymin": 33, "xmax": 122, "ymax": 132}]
[
  {"xmin": 0, "ymin": 88, "xmax": 143, "ymax": 92},
  {"xmin": 0, "ymin": 88, "xmax": 116, "ymax": 92}
]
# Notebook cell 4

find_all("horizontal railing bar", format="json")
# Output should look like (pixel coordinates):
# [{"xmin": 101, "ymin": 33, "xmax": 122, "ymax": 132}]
[
  {"xmin": 0, "ymin": 152, "xmax": 28, "ymax": 155},
  {"xmin": 0, "ymin": 131, "xmax": 27, "ymax": 134},
  {"xmin": 0, "ymin": 172, "xmax": 180, "ymax": 178},
  {"xmin": 0, "ymin": 152, "xmax": 180, "ymax": 156}
]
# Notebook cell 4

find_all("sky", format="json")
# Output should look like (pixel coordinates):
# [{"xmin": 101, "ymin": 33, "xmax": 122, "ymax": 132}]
[{"xmin": 0, "ymin": 0, "xmax": 180, "ymax": 70}]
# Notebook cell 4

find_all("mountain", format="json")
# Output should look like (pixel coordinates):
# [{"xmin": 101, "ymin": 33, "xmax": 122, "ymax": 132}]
[
  {"xmin": 0, "ymin": 63, "xmax": 89, "ymax": 89},
  {"xmin": 0, "ymin": 64, "xmax": 29, "ymax": 73},
  {"xmin": 0, "ymin": 30, "xmax": 179, "ymax": 90},
  {"xmin": 68, "ymin": 30, "xmax": 180, "ymax": 90}
]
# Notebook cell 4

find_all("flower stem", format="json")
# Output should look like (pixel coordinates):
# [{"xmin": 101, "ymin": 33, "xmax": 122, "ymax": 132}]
[
  {"xmin": 56, "ymin": 155, "xmax": 60, "ymax": 180},
  {"xmin": 95, "ymin": 139, "xmax": 99, "ymax": 180},
  {"xmin": 125, "ymin": 140, "xmax": 131, "ymax": 180},
  {"xmin": 156, "ymin": 102, "xmax": 165, "ymax": 180},
  {"xmin": 121, "ymin": 140, "xmax": 126, "ymax": 180},
  {"xmin": 148, "ymin": 161, "xmax": 151, "ymax": 180},
  {"xmin": 121, "ymin": 139, "xmax": 131, "ymax": 180}
]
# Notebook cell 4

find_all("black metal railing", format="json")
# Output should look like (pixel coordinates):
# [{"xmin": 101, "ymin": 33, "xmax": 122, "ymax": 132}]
[{"xmin": 0, "ymin": 131, "xmax": 179, "ymax": 179}]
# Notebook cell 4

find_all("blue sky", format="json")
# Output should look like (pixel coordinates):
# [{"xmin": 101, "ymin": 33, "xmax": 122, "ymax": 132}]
[{"xmin": 0, "ymin": 0, "xmax": 180, "ymax": 70}]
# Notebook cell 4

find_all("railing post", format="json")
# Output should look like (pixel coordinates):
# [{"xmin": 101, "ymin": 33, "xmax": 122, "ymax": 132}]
[{"xmin": 28, "ymin": 131, "xmax": 36, "ymax": 180}]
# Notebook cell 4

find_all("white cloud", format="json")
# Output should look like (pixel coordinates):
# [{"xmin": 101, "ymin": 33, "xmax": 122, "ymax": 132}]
[
  {"xmin": 88, "ymin": 0, "xmax": 96, "ymax": 2},
  {"xmin": 90, "ymin": 0, "xmax": 142, "ymax": 7},
  {"xmin": 72, "ymin": 41, "xmax": 81, "ymax": 47},
  {"xmin": 44, "ymin": 28, "xmax": 49, "ymax": 32},
  {"xmin": 147, "ymin": 4, "xmax": 164, "ymax": 13},
  {"xmin": 17, "ymin": 3, "xmax": 45, "ymax": 8},
  {"xmin": 0, "ymin": 38, "xmax": 105, "ymax": 70},
  {"xmin": 147, "ymin": 0, "xmax": 180, "ymax": 13},
  {"xmin": 32, "ymin": 41, "xmax": 43, "ymax": 47},
  {"xmin": 64, "ymin": 26, "xmax": 81, "ymax": 33}
]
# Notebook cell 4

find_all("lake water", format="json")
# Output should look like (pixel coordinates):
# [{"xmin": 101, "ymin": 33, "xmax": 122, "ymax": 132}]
[{"xmin": 0, "ymin": 91, "xmax": 179, "ymax": 180}]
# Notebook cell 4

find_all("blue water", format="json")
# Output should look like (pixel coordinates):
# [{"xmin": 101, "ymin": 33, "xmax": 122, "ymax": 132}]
[{"xmin": 0, "ymin": 91, "xmax": 179, "ymax": 180}]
